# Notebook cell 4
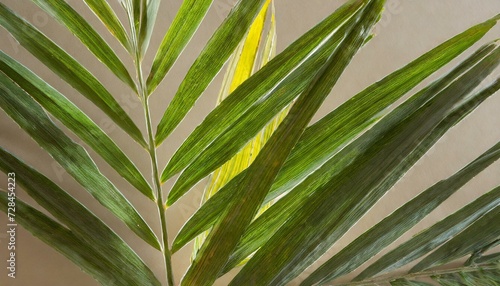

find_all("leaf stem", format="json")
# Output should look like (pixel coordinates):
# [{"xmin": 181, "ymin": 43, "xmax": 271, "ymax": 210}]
[
  {"xmin": 144, "ymin": 96, "xmax": 175, "ymax": 286},
  {"xmin": 134, "ymin": 40, "xmax": 175, "ymax": 286}
]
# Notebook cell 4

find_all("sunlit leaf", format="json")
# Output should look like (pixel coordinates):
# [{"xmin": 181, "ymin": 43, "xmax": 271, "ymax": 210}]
[
  {"xmin": 192, "ymin": 0, "xmax": 273, "ymax": 259},
  {"xmin": 230, "ymin": 40, "xmax": 500, "ymax": 286},
  {"xmin": 146, "ymin": 0, "xmax": 214, "ymax": 94},
  {"xmin": 83, "ymin": 0, "xmax": 131, "ymax": 51},
  {"xmin": 181, "ymin": 2, "xmax": 383, "ymax": 285},
  {"xmin": 171, "ymin": 29, "xmax": 499, "ymax": 254}
]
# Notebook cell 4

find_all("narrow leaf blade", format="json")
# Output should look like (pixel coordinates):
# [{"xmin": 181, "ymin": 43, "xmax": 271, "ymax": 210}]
[
  {"xmin": 0, "ymin": 75, "xmax": 160, "ymax": 250},
  {"xmin": 146, "ymin": 0, "xmax": 214, "ymax": 94},
  {"xmin": 138, "ymin": 0, "xmax": 160, "ymax": 56},
  {"xmin": 154, "ymin": 0, "xmax": 272, "ymax": 144},
  {"xmin": 0, "ymin": 3, "xmax": 145, "ymax": 146},
  {"xmin": 411, "ymin": 206, "xmax": 500, "ymax": 272},
  {"xmin": 0, "ymin": 52, "xmax": 154, "ymax": 200},
  {"xmin": 301, "ymin": 139, "xmax": 500, "ymax": 285},
  {"xmin": 356, "ymin": 186, "xmax": 500, "ymax": 280},
  {"xmin": 432, "ymin": 262, "xmax": 500, "ymax": 286},
  {"xmin": 182, "ymin": 2, "xmax": 383, "ymax": 285},
  {"xmin": 83, "ymin": 0, "xmax": 131, "ymax": 50},
  {"xmin": 0, "ymin": 191, "xmax": 160, "ymax": 286},
  {"xmin": 30, "ymin": 0, "xmax": 136, "ymax": 89},
  {"xmin": 391, "ymin": 279, "xmax": 435, "ymax": 286}
]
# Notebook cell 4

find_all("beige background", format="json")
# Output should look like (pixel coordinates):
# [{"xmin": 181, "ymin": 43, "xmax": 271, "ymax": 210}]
[{"xmin": 1, "ymin": 0, "xmax": 499, "ymax": 285}]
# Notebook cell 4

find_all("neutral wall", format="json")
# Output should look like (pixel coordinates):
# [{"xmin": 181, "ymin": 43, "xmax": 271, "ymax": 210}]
[{"xmin": 0, "ymin": 0, "xmax": 499, "ymax": 285}]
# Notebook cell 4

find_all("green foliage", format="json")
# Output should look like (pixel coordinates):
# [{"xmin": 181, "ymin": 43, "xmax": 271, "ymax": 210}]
[{"xmin": 0, "ymin": 0, "xmax": 499, "ymax": 285}]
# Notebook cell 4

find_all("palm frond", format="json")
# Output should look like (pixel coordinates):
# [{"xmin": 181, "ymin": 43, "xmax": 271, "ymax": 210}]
[
  {"xmin": 0, "ymin": 0, "xmax": 498, "ymax": 285},
  {"xmin": 138, "ymin": 0, "xmax": 160, "ymax": 56}
]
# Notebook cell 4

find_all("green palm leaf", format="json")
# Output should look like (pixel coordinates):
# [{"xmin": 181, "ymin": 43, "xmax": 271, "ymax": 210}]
[
  {"xmin": 0, "ymin": 52, "xmax": 154, "ymax": 199},
  {"xmin": 0, "ymin": 74, "xmax": 160, "ymax": 250},
  {"xmin": 390, "ymin": 279, "xmax": 435, "ymax": 286},
  {"xmin": 476, "ymin": 252, "xmax": 500, "ymax": 264},
  {"xmin": 171, "ymin": 30, "xmax": 499, "ymax": 254},
  {"xmin": 146, "ymin": 0, "xmax": 214, "ymax": 94},
  {"xmin": 0, "ymin": 148, "xmax": 160, "ymax": 285},
  {"xmin": 356, "ymin": 185, "xmax": 500, "ymax": 281},
  {"xmin": 29, "ymin": 0, "xmax": 136, "ymax": 90},
  {"xmin": 432, "ymin": 262, "xmax": 500, "ymax": 285},
  {"xmin": 0, "ymin": 193, "xmax": 157, "ymax": 286},
  {"xmin": 83, "ymin": 0, "xmax": 131, "ymax": 51},
  {"xmin": 138, "ymin": 0, "xmax": 160, "ymax": 56},
  {"xmin": 132, "ymin": 0, "xmax": 141, "ymax": 37},
  {"xmin": 0, "ymin": 3, "xmax": 145, "ymax": 146},
  {"xmin": 181, "ymin": 2, "xmax": 384, "ymax": 285},
  {"xmin": 350, "ymin": 260, "xmax": 500, "ymax": 286},
  {"xmin": 301, "ymin": 140, "xmax": 500, "ymax": 285},
  {"xmin": 229, "ymin": 40, "xmax": 500, "ymax": 286},
  {"xmin": 411, "ymin": 206, "xmax": 500, "ymax": 273}
]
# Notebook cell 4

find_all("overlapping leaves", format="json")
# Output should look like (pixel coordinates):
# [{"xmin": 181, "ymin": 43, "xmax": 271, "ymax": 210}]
[{"xmin": 0, "ymin": 0, "xmax": 498, "ymax": 286}]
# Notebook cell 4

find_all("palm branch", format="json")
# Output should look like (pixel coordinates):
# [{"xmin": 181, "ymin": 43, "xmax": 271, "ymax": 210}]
[{"xmin": 0, "ymin": 0, "xmax": 499, "ymax": 285}]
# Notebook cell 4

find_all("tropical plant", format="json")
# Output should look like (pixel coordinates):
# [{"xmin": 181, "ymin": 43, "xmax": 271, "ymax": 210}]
[{"xmin": 0, "ymin": 0, "xmax": 499, "ymax": 285}]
